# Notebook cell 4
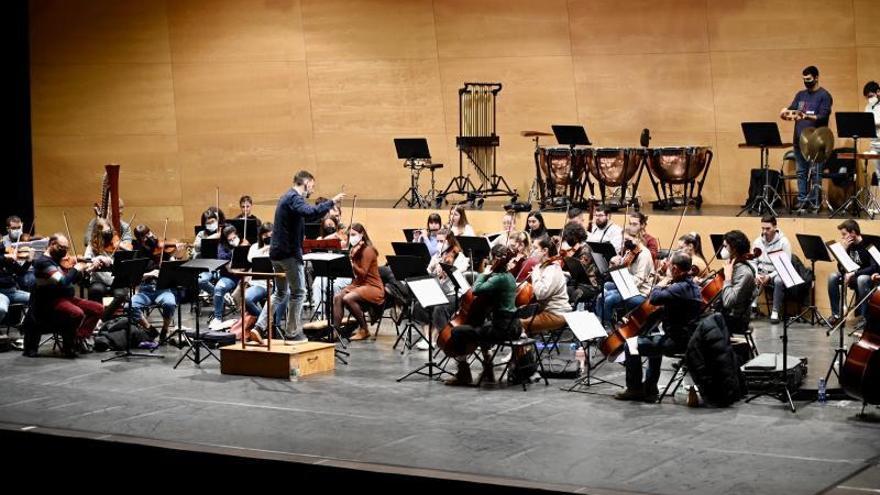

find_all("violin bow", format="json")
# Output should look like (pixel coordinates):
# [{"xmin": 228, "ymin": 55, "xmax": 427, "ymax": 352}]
[
  {"xmin": 649, "ymin": 204, "xmax": 688, "ymax": 290},
  {"xmin": 159, "ymin": 217, "xmax": 169, "ymax": 268},
  {"xmin": 61, "ymin": 211, "xmax": 79, "ymax": 260}
]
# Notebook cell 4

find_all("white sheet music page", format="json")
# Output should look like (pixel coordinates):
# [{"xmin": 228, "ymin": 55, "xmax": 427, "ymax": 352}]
[
  {"xmin": 302, "ymin": 252, "xmax": 345, "ymax": 262},
  {"xmin": 562, "ymin": 311, "xmax": 608, "ymax": 341},
  {"xmin": 610, "ymin": 267, "xmax": 640, "ymax": 300},
  {"xmin": 827, "ymin": 242, "xmax": 860, "ymax": 273},
  {"xmin": 407, "ymin": 277, "xmax": 449, "ymax": 308},
  {"xmin": 453, "ymin": 252, "xmax": 470, "ymax": 272},
  {"xmin": 767, "ymin": 250, "xmax": 804, "ymax": 288},
  {"xmin": 868, "ymin": 245, "xmax": 880, "ymax": 267},
  {"xmin": 451, "ymin": 269, "xmax": 470, "ymax": 296}
]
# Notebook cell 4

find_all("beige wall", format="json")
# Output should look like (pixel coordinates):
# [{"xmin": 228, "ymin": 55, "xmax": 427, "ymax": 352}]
[{"xmin": 30, "ymin": 0, "xmax": 880, "ymax": 239}]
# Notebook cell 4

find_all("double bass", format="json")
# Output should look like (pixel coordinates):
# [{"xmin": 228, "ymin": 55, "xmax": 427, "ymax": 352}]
[{"xmin": 839, "ymin": 288, "xmax": 880, "ymax": 405}]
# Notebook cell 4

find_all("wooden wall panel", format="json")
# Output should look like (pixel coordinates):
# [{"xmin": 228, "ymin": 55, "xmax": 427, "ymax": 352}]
[
  {"xmin": 30, "ymin": 0, "xmax": 170, "ymax": 65},
  {"xmin": 433, "ymin": 0, "xmax": 571, "ymax": 58},
  {"xmin": 858, "ymin": 48, "xmax": 880, "ymax": 95},
  {"xmin": 568, "ymin": 0, "xmax": 709, "ymax": 55},
  {"xmin": 707, "ymin": 0, "xmax": 855, "ymax": 52},
  {"xmin": 301, "ymin": 0, "xmax": 437, "ymax": 61},
  {"xmin": 853, "ymin": 0, "xmax": 880, "ymax": 47},
  {"xmin": 31, "ymin": 63, "xmax": 177, "ymax": 136},
  {"xmin": 168, "ymin": 0, "xmax": 306, "ymax": 63}
]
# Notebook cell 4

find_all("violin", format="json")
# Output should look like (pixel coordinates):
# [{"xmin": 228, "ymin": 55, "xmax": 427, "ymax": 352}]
[
  {"xmin": 60, "ymin": 254, "xmax": 93, "ymax": 270},
  {"xmin": 699, "ymin": 247, "xmax": 762, "ymax": 308},
  {"xmin": 619, "ymin": 241, "xmax": 642, "ymax": 267}
]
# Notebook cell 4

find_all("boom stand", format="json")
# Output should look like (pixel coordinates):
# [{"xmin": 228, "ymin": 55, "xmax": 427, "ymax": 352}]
[{"xmin": 101, "ymin": 258, "xmax": 163, "ymax": 363}]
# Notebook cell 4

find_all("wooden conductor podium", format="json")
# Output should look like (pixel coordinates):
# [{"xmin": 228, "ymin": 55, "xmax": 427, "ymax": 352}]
[{"xmin": 220, "ymin": 269, "xmax": 336, "ymax": 379}]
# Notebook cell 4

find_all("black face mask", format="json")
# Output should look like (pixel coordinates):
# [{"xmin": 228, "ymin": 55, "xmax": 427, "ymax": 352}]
[
  {"xmin": 102, "ymin": 230, "xmax": 113, "ymax": 241},
  {"xmin": 144, "ymin": 236, "xmax": 158, "ymax": 249},
  {"xmin": 804, "ymin": 79, "xmax": 817, "ymax": 90},
  {"xmin": 53, "ymin": 247, "xmax": 68, "ymax": 261},
  {"xmin": 262, "ymin": 236, "xmax": 272, "ymax": 246},
  {"xmin": 624, "ymin": 239, "xmax": 636, "ymax": 251}
]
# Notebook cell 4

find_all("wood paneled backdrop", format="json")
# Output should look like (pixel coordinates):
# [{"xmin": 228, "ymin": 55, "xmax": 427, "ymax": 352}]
[{"xmin": 30, "ymin": 0, "xmax": 879, "ymax": 240}]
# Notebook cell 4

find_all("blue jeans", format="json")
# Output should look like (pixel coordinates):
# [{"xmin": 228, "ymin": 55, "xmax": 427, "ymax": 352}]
[
  {"xmin": 198, "ymin": 271, "xmax": 215, "ymax": 294},
  {"xmin": 828, "ymin": 272, "xmax": 872, "ymax": 318},
  {"xmin": 131, "ymin": 283, "xmax": 177, "ymax": 319},
  {"xmin": 595, "ymin": 281, "xmax": 646, "ymax": 325},
  {"xmin": 245, "ymin": 284, "xmax": 286, "ymax": 323},
  {"xmin": 256, "ymin": 257, "xmax": 303, "ymax": 337},
  {"xmin": 0, "ymin": 287, "xmax": 30, "ymax": 322},
  {"xmin": 625, "ymin": 334, "xmax": 683, "ymax": 390},
  {"xmin": 211, "ymin": 276, "xmax": 237, "ymax": 319},
  {"xmin": 794, "ymin": 147, "xmax": 822, "ymax": 204}
]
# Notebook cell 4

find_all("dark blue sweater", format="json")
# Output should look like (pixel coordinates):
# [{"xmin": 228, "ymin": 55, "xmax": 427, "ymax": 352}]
[
  {"xmin": 649, "ymin": 277, "xmax": 703, "ymax": 343},
  {"xmin": 788, "ymin": 87, "xmax": 833, "ymax": 149},
  {"xmin": 269, "ymin": 189, "xmax": 333, "ymax": 262}
]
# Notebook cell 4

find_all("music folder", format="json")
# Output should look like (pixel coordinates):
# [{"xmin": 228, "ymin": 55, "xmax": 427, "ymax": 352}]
[
  {"xmin": 826, "ymin": 241, "xmax": 860, "ymax": 273},
  {"xmin": 767, "ymin": 250, "xmax": 804, "ymax": 289},
  {"xmin": 563, "ymin": 311, "xmax": 607, "ymax": 342},
  {"xmin": 609, "ymin": 267, "xmax": 640, "ymax": 301}
]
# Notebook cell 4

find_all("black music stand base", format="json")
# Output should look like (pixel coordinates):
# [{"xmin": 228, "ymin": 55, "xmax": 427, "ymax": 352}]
[
  {"xmin": 393, "ymin": 161, "xmax": 429, "ymax": 209},
  {"xmin": 397, "ymin": 323, "xmax": 451, "ymax": 382},
  {"xmin": 745, "ymin": 304, "xmax": 799, "ymax": 413},
  {"xmin": 438, "ymin": 175, "xmax": 479, "ymax": 206},
  {"xmin": 102, "ymin": 260, "xmax": 164, "ymax": 363},
  {"xmin": 562, "ymin": 341, "xmax": 622, "ymax": 394}
]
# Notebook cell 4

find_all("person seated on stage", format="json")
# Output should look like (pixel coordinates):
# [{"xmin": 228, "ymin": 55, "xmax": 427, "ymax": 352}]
[
  {"xmin": 200, "ymin": 226, "xmax": 243, "ymax": 330},
  {"xmin": 586, "ymin": 206, "xmax": 623, "ymax": 253},
  {"xmin": 193, "ymin": 207, "xmax": 225, "ymax": 259},
  {"xmin": 28, "ymin": 234, "xmax": 105, "ymax": 356},
  {"xmin": 413, "ymin": 212, "xmax": 443, "ymax": 256},
  {"xmin": 779, "ymin": 65, "xmax": 833, "ymax": 211},
  {"xmin": 130, "ymin": 225, "xmax": 178, "ymax": 342},
  {"xmin": 715, "ymin": 230, "xmax": 756, "ymax": 335},
  {"xmin": 2, "ymin": 215, "xmax": 24, "ymax": 249},
  {"xmin": 506, "ymin": 231, "xmax": 533, "ymax": 282},
  {"xmin": 83, "ymin": 198, "xmax": 133, "ymax": 249},
  {"xmin": 521, "ymin": 237, "xmax": 571, "ymax": 336},
  {"xmin": 0, "ymin": 244, "xmax": 31, "ymax": 325},
  {"xmin": 525, "ymin": 210, "xmax": 549, "ymax": 243},
  {"xmin": 235, "ymin": 195, "xmax": 262, "ymax": 228},
  {"xmin": 596, "ymin": 232, "xmax": 654, "ymax": 327},
  {"xmin": 411, "ymin": 228, "xmax": 463, "ymax": 351},
  {"xmin": 309, "ymin": 217, "xmax": 352, "ymax": 318},
  {"xmin": 334, "ymin": 223, "xmax": 384, "ymax": 341},
  {"xmin": 615, "ymin": 252, "xmax": 703, "ymax": 402},
  {"xmin": 678, "ymin": 233, "xmax": 708, "ymax": 279},
  {"xmin": 490, "ymin": 210, "xmax": 519, "ymax": 248},
  {"xmin": 445, "ymin": 245, "xmax": 521, "ymax": 386},
  {"xmin": 83, "ymin": 218, "xmax": 129, "ymax": 321},
  {"xmin": 244, "ymin": 223, "xmax": 285, "ymax": 336},
  {"xmin": 566, "ymin": 208, "xmax": 586, "ymax": 229},
  {"xmin": 561, "ymin": 222, "xmax": 600, "ymax": 309},
  {"xmin": 626, "ymin": 211, "xmax": 659, "ymax": 262},
  {"xmin": 315, "ymin": 196, "xmax": 343, "ymax": 224},
  {"xmin": 827, "ymin": 219, "xmax": 880, "ymax": 328},
  {"xmin": 448, "ymin": 205, "xmax": 475, "ymax": 237},
  {"xmin": 750, "ymin": 215, "xmax": 793, "ymax": 324},
  {"xmin": 3, "ymin": 215, "xmax": 37, "ymax": 291}
]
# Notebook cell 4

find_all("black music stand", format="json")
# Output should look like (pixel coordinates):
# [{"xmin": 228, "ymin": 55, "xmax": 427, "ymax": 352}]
[
  {"xmin": 387, "ymin": 255, "xmax": 430, "ymax": 354},
  {"xmin": 391, "ymin": 241, "xmax": 431, "ymax": 265},
  {"xmin": 587, "ymin": 241, "xmax": 616, "ymax": 264},
  {"xmin": 155, "ymin": 260, "xmax": 194, "ymax": 349},
  {"xmin": 174, "ymin": 258, "xmax": 228, "ymax": 368},
  {"xmin": 304, "ymin": 222, "xmax": 321, "ymax": 239},
  {"xmin": 831, "ymin": 112, "xmax": 878, "ymax": 219},
  {"xmin": 228, "ymin": 218, "xmax": 259, "ymax": 245},
  {"xmin": 795, "ymin": 234, "xmax": 833, "ymax": 328},
  {"xmin": 397, "ymin": 275, "xmax": 452, "ymax": 382},
  {"xmin": 199, "ymin": 238, "xmax": 219, "ymax": 260},
  {"xmin": 737, "ymin": 122, "xmax": 787, "ymax": 217},
  {"xmin": 101, "ymin": 258, "xmax": 162, "ymax": 363},
  {"xmin": 457, "ymin": 236, "xmax": 491, "ymax": 270},
  {"xmin": 307, "ymin": 252, "xmax": 353, "ymax": 364},
  {"xmin": 553, "ymin": 125, "xmax": 594, "ymax": 201},
  {"xmin": 230, "ymin": 245, "xmax": 251, "ymax": 270},
  {"xmin": 393, "ymin": 138, "xmax": 432, "ymax": 209},
  {"xmin": 402, "ymin": 228, "xmax": 418, "ymax": 243}
]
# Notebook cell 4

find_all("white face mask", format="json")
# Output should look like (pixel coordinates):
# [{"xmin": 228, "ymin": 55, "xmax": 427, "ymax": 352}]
[
  {"xmin": 349, "ymin": 234, "xmax": 362, "ymax": 246},
  {"xmin": 229, "ymin": 237, "xmax": 240, "ymax": 247},
  {"xmin": 868, "ymin": 96, "xmax": 879, "ymax": 107},
  {"xmin": 205, "ymin": 222, "xmax": 218, "ymax": 232},
  {"xmin": 9, "ymin": 229, "xmax": 22, "ymax": 240},
  {"xmin": 720, "ymin": 247, "xmax": 730, "ymax": 260}
]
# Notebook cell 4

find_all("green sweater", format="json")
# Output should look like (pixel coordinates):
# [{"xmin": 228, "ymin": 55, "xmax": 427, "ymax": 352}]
[{"xmin": 472, "ymin": 272, "xmax": 517, "ymax": 313}]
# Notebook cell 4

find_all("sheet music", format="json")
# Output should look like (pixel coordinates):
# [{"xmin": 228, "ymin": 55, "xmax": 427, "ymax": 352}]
[
  {"xmin": 451, "ymin": 268, "xmax": 470, "ymax": 296},
  {"xmin": 562, "ymin": 311, "xmax": 608, "ymax": 341},
  {"xmin": 610, "ymin": 267, "xmax": 640, "ymax": 300},
  {"xmin": 827, "ymin": 242, "xmax": 860, "ymax": 273},
  {"xmin": 302, "ymin": 252, "xmax": 345, "ymax": 262},
  {"xmin": 453, "ymin": 252, "xmax": 470, "ymax": 272},
  {"xmin": 767, "ymin": 250, "xmax": 804, "ymax": 288},
  {"xmin": 407, "ymin": 277, "xmax": 449, "ymax": 308},
  {"xmin": 868, "ymin": 245, "xmax": 880, "ymax": 267}
]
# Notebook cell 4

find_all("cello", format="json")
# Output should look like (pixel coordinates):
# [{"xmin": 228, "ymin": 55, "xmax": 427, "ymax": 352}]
[{"xmin": 839, "ymin": 286, "xmax": 880, "ymax": 406}]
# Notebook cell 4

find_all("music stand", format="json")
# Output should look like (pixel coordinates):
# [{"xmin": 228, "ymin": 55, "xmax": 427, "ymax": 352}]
[
  {"xmin": 174, "ymin": 258, "xmax": 228, "ymax": 368},
  {"xmin": 587, "ymin": 241, "xmax": 616, "ymax": 264},
  {"xmin": 831, "ymin": 112, "xmax": 879, "ymax": 219},
  {"xmin": 386, "ymin": 255, "xmax": 430, "ymax": 353},
  {"xmin": 391, "ymin": 241, "xmax": 431, "ymax": 265},
  {"xmin": 228, "ymin": 218, "xmax": 259, "ymax": 245},
  {"xmin": 155, "ymin": 260, "xmax": 195, "ymax": 348},
  {"xmin": 199, "ymin": 238, "xmax": 219, "ymax": 260},
  {"xmin": 306, "ymin": 252, "xmax": 352, "ymax": 364},
  {"xmin": 101, "ymin": 258, "xmax": 162, "ymax": 363},
  {"xmin": 553, "ymin": 125, "xmax": 595, "ymax": 201},
  {"xmin": 795, "ymin": 234, "xmax": 832, "ymax": 327},
  {"xmin": 745, "ymin": 250, "xmax": 805, "ymax": 412},
  {"xmin": 822, "ymin": 241, "xmax": 868, "ymax": 394},
  {"xmin": 402, "ymin": 228, "xmax": 418, "ymax": 243},
  {"xmin": 230, "ymin": 245, "xmax": 251, "ymax": 270},
  {"xmin": 397, "ymin": 275, "xmax": 451, "ymax": 382},
  {"xmin": 737, "ymin": 122, "xmax": 788, "ymax": 217},
  {"xmin": 561, "ymin": 311, "xmax": 622, "ymax": 393},
  {"xmin": 304, "ymin": 222, "xmax": 321, "ymax": 240},
  {"xmin": 393, "ymin": 138, "xmax": 432, "ymax": 209},
  {"xmin": 457, "ymin": 236, "xmax": 492, "ymax": 269}
]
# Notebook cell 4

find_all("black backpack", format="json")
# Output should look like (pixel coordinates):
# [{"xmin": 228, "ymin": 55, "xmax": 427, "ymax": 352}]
[{"xmin": 93, "ymin": 317, "xmax": 151, "ymax": 352}]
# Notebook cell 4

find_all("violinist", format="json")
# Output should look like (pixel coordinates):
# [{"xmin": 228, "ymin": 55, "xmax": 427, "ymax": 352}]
[
  {"xmin": 334, "ymin": 223, "xmax": 384, "ymax": 341},
  {"xmin": 235, "ymin": 195, "xmax": 262, "ymax": 227},
  {"xmin": 507, "ymin": 232, "xmax": 532, "ymax": 282},
  {"xmin": 489, "ymin": 210, "xmax": 518, "ymax": 248},
  {"xmin": 445, "ymin": 245, "xmax": 521, "ymax": 387},
  {"xmin": 413, "ymin": 213, "xmax": 442, "ymax": 257},
  {"xmin": 203, "ymin": 226, "xmax": 244, "ymax": 331},
  {"xmin": 193, "ymin": 207, "xmax": 225, "ymax": 258},
  {"xmin": 827, "ymin": 220, "xmax": 879, "ymax": 328},
  {"xmin": 27, "ymin": 233, "xmax": 105, "ymax": 357},
  {"xmin": 309, "ymin": 216, "xmax": 352, "ymax": 316},
  {"xmin": 615, "ymin": 252, "xmax": 703, "ymax": 402},
  {"xmin": 586, "ymin": 206, "xmax": 623, "ymax": 253},
  {"xmin": 83, "ymin": 218, "xmax": 130, "ymax": 320},
  {"xmin": 626, "ymin": 211, "xmax": 659, "ymax": 262},
  {"xmin": 2, "ymin": 215, "xmax": 25, "ymax": 249},
  {"xmin": 0, "ymin": 240, "xmax": 31, "ymax": 325},
  {"xmin": 716, "ymin": 230, "xmax": 756, "ymax": 335},
  {"xmin": 83, "ymin": 198, "xmax": 132, "ymax": 249},
  {"xmin": 560, "ymin": 222, "xmax": 600, "ymax": 309},
  {"xmin": 448, "ymin": 205, "xmax": 475, "ymax": 237},
  {"xmin": 596, "ymin": 233, "xmax": 654, "ymax": 326},
  {"xmin": 411, "ymin": 227, "xmax": 462, "ymax": 351},
  {"xmin": 319, "ymin": 216, "xmax": 349, "ymax": 249},
  {"xmin": 130, "ymin": 225, "xmax": 178, "ymax": 343},
  {"xmin": 521, "ymin": 237, "xmax": 571, "ymax": 336}
]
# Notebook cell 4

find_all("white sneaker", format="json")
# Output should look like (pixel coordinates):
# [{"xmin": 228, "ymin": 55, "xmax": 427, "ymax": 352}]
[
  {"xmin": 208, "ymin": 319, "xmax": 225, "ymax": 331},
  {"xmin": 415, "ymin": 339, "xmax": 430, "ymax": 351}
]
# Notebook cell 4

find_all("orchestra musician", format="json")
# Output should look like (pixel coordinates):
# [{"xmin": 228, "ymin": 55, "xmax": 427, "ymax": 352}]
[
  {"xmin": 751, "ymin": 215, "xmax": 793, "ymax": 324},
  {"xmin": 334, "ymin": 223, "xmax": 384, "ymax": 341},
  {"xmin": 235, "ymin": 195, "xmax": 262, "ymax": 227},
  {"xmin": 2, "ymin": 215, "xmax": 25, "ymax": 249},
  {"xmin": 448, "ymin": 205, "xmax": 475, "ymax": 237},
  {"xmin": 84, "ymin": 218, "xmax": 130, "ymax": 321},
  {"xmin": 83, "ymin": 198, "xmax": 133, "ymax": 249},
  {"xmin": 586, "ymin": 206, "xmax": 623, "ymax": 253},
  {"xmin": 26, "ymin": 233, "xmax": 105, "ymax": 357},
  {"xmin": 445, "ymin": 245, "xmax": 521, "ymax": 387},
  {"xmin": 412, "ymin": 227, "xmax": 462, "ymax": 351},
  {"xmin": 205, "ymin": 226, "xmax": 243, "ymax": 331},
  {"xmin": 715, "ymin": 230, "xmax": 756, "ymax": 335},
  {"xmin": 595, "ymin": 232, "xmax": 653, "ymax": 327},
  {"xmin": 0, "ymin": 237, "xmax": 31, "ymax": 325},
  {"xmin": 244, "ymin": 223, "xmax": 285, "ymax": 339},
  {"xmin": 130, "ymin": 225, "xmax": 179, "ymax": 343},
  {"xmin": 560, "ymin": 222, "xmax": 600, "ymax": 309},
  {"xmin": 525, "ymin": 211, "xmax": 549, "ymax": 243},
  {"xmin": 677, "ymin": 233, "xmax": 707, "ymax": 278},
  {"xmin": 309, "ymin": 216, "xmax": 352, "ymax": 317},
  {"xmin": 489, "ymin": 210, "xmax": 518, "ymax": 248},
  {"xmin": 412, "ymin": 213, "xmax": 442, "ymax": 257},
  {"xmin": 505, "ymin": 232, "xmax": 532, "ymax": 282},
  {"xmin": 626, "ymin": 211, "xmax": 659, "ymax": 262},
  {"xmin": 193, "ymin": 207, "xmax": 225, "ymax": 258},
  {"xmin": 615, "ymin": 252, "xmax": 703, "ymax": 402},
  {"xmin": 565, "ymin": 208, "xmax": 586, "ymax": 229},
  {"xmin": 827, "ymin": 220, "xmax": 879, "ymax": 328},
  {"xmin": 3, "ymin": 215, "xmax": 36, "ymax": 291},
  {"xmin": 522, "ymin": 237, "xmax": 571, "ymax": 336}
]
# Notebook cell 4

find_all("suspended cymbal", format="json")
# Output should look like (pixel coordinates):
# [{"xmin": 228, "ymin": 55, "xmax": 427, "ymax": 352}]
[
  {"xmin": 520, "ymin": 130, "xmax": 553, "ymax": 137},
  {"xmin": 799, "ymin": 127, "xmax": 815, "ymax": 153},
  {"xmin": 805, "ymin": 126, "xmax": 835, "ymax": 163}
]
